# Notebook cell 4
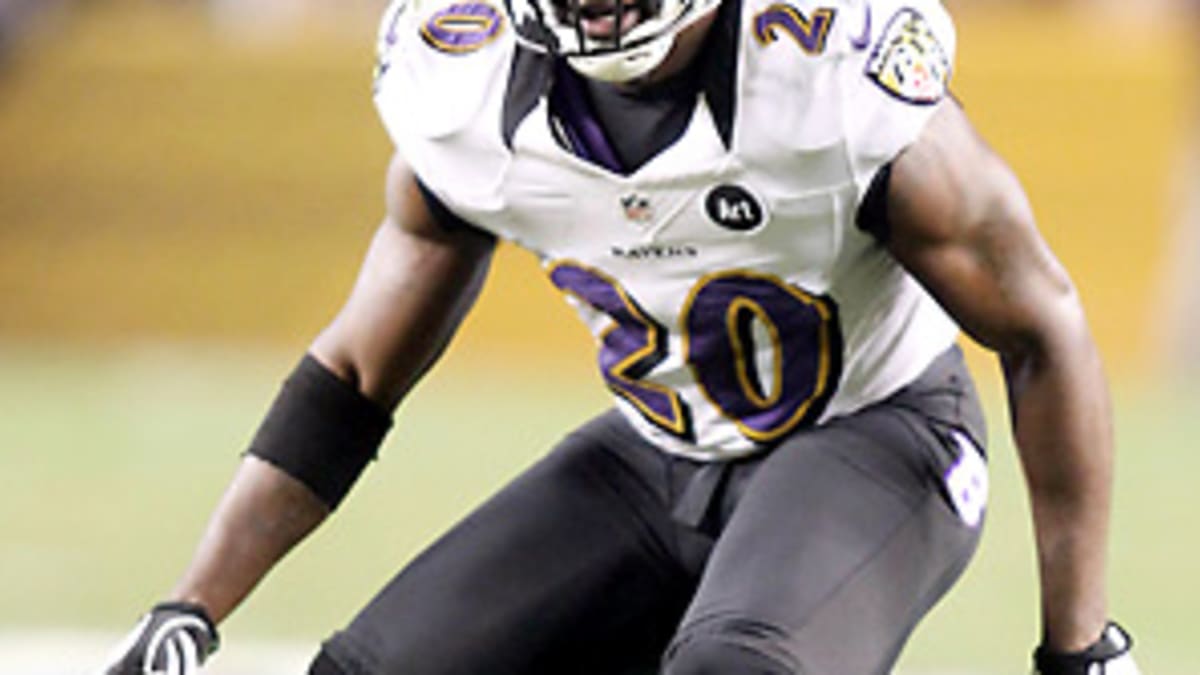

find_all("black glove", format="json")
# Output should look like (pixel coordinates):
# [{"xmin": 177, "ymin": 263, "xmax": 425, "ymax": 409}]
[
  {"xmin": 1033, "ymin": 621, "xmax": 1139, "ymax": 675},
  {"xmin": 101, "ymin": 601, "xmax": 220, "ymax": 675}
]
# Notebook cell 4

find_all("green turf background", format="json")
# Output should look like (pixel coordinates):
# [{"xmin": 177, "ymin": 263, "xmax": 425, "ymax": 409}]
[{"xmin": 1, "ymin": 342, "xmax": 1195, "ymax": 673}]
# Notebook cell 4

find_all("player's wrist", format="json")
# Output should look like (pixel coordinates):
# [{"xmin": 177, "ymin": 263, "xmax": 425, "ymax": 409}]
[
  {"xmin": 152, "ymin": 600, "xmax": 220, "ymax": 647},
  {"xmin": 1033, "ymin": 620, "xmax": 1137, "ymax": 675},
  {"xmin": 166, "ymin": 586, "xmax": 227, "ymax": 624},
  {"xmin": 101, "ymin": 601, "xmax": 221, "ymax": 674},
  {"xmin": 1040, "ymin": 613, "xmax": 1109, "ymax": 654}
]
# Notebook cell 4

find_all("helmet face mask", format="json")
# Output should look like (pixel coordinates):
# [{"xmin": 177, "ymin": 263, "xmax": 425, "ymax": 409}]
[
  {"xmin": 507, "ymin": 0, "xmax": 720, "ymax": 82},
  {"xmin": 548, "ymin": 0, "xmax": 665, "ymax": 50}
]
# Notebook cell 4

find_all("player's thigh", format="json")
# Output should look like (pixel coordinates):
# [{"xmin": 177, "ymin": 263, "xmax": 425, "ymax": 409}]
[
  {"xmin": 666, "ymin": 364, "xmax": 987, "ymax": 674},
  {"xmin": 317, "ymin": 412, "xmax": 691, "ymax": 675}
]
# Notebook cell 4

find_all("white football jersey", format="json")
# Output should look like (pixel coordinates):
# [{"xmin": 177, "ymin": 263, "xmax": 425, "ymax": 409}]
[{"xmin": 374, "ymin": 0, "xmax": 960, "ymax": 460}]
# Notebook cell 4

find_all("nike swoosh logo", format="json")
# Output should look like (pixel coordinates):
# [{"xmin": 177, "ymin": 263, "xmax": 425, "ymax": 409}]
[{"xmin": 849, "ymin": 4, "xmax": 872, "ymax": 50}]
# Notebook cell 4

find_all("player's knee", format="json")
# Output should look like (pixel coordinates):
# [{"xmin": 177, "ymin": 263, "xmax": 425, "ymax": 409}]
[{"xmin": 662, "ymin": 624, "xmax": 799, "ymax": 675}]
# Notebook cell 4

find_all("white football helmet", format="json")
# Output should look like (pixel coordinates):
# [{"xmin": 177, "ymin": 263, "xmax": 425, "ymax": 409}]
[{"xmin": 505, "ymin": 0, "xmax": 722, "ymax": 82}]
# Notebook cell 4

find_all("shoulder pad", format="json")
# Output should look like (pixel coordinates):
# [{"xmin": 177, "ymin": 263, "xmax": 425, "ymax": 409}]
[
  {"xmin": 839, "ymin": 0, "xmax": 957, "ymax": 203},
  {"xmin": 374, "ymin": 0, "xmax": 514, "ymax": 139},
  {"xmin": 858, "ymin": 0, "xmax": 955, "ymax": 106},
  {"xmin": 743, "ymin": 0, "xmax": 848, "ymax": 61},
  {"xmin": 373, "ymin": 0, "xmax": 516, "ymax": 221}
]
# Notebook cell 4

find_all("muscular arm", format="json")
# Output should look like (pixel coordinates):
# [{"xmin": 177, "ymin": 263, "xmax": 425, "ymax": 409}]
[
  {"xmin": 885, "ymin": 103, "xmax": 1112, "ymax": 651},
  {"xmin": 169, "ymin": 156, "xmax": 496, "ymax": 623}
]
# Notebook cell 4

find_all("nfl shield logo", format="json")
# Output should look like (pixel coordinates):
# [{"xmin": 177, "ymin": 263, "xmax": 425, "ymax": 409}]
[{"xmin": 620, "ymin": 193, "xmax": 654, "ymax": 224}]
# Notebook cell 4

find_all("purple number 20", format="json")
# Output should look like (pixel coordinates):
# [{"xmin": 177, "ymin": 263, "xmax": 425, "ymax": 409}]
[
  {"xmin": 550, "ymin": 262, "xmax": 842, "ymax": 444},
  {"xmin": 550, "ymin": 263, "xmax": 693, "ymax": 439}
]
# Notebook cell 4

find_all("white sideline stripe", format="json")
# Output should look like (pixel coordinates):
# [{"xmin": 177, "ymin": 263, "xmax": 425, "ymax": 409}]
[
  {"xmin": 0, "ymin": 631, "xmax": 314, "ymax": 675},
  {"xmin": 0, "ymin": 630, "xmax": 984, "ymax": 674}
]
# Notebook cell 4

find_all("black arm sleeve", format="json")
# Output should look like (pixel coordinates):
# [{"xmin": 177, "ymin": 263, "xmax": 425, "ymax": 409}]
[{"xmin": 245, "ymin": 355, "xmax": 393, "ymax": 509}]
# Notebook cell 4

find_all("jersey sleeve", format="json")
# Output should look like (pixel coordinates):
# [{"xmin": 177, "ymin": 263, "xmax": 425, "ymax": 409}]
[
  {"xmin": 372, "ymin": 0, "xmax": 516, "ymax": 226},
  {"xmin": 840, "ymin": 0, "xmax": 957, "ymax": 205}
]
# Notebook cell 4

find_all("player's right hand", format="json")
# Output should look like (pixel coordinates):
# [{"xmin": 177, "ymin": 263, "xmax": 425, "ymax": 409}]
[{"xmin": 99, "ymin": 602, "xmax": 220, "ymax": 675}]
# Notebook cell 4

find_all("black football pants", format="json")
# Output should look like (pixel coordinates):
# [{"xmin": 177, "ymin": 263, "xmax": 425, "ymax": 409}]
[{"xmin": 312, "ymin": 347, "xmax": 987, "ymax": 674}]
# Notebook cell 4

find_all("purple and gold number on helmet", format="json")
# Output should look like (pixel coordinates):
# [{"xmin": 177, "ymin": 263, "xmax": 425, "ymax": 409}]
[
  {"xmin": 753, "ymin": 5, "xmax": 837, "ymax": 55},
  {"xmin": 550, "ymin": 262, "xmax": 693, "ymax": 440},
  {"xmin": 420, "ymin": 2, "xmax": 505, "ymax": 54},
  {"xmin": 683, "ymin": 271, "xmax": 840, "ymax": 443},
  {"xmin": 551, "ymin": 262, "xmax": 842, "ymax": 443}
]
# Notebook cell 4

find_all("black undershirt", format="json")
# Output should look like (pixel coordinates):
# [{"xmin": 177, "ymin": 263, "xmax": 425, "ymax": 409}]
[
  {"xmin": 501, "ymin": 0, "xmax": 740, "ymax": 173},
  {"xmin": 580, "ymin": 64, "xmax": 703, "ymax": 174}
]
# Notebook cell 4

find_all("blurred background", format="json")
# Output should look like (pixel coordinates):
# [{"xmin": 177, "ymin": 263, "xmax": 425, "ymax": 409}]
[{"xmin": 0, "ymin": 0, "xmax": 1196, "ymax": 673}]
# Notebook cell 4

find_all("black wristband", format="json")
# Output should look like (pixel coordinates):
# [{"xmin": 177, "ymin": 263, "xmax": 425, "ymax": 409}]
[
  {"xmin": 245, "ymin": 355, "xmax": 393, "ymax": 509},
  {"xmin": 1033, "ymin": 621, "xmax": 1133, "ymax": 675},
  {"xmin": 152, "ymin": 601, "xmax": 220, "ymax": 654}
]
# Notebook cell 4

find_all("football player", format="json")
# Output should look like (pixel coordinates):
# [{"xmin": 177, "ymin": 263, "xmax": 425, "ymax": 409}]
[{"xmin": 101, "ymin": 0, "xmax": 1140, "ymax": 672}]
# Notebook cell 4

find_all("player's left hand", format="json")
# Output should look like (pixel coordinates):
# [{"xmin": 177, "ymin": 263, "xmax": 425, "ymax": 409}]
[
  {"xmin": 1033, "ymin": 621, "xmax": 1140, "ymax": 675},
  {"xmin": 99, "ymin": 601, "xmax": 220, "ymax": 675}
]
